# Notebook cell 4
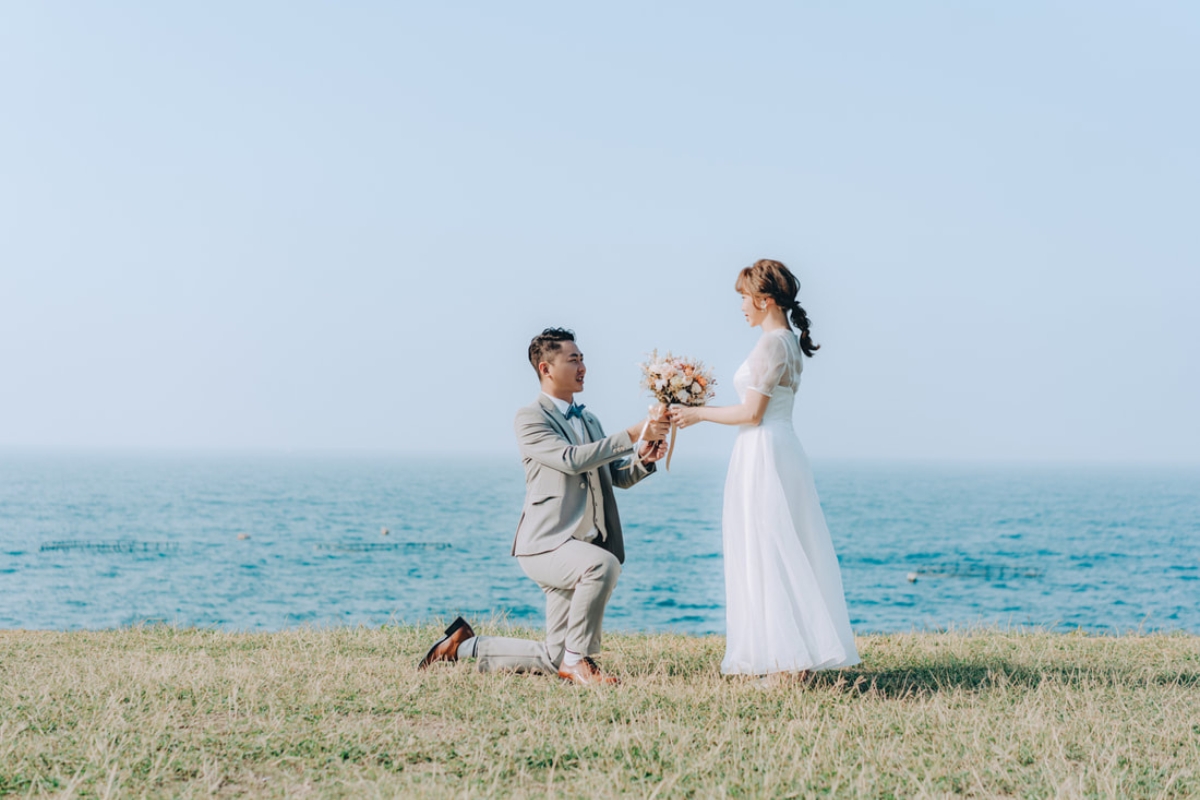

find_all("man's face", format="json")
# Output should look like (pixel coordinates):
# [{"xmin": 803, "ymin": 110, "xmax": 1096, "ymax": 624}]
[{"xmin": 540, "ymin": 341, "xmax": 586, "ymax": 398}]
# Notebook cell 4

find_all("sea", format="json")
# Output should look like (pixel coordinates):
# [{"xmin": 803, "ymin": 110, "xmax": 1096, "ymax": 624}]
[{"xmin": 1, "ymin": 454, "xmax": 1197, "ymax": 635}]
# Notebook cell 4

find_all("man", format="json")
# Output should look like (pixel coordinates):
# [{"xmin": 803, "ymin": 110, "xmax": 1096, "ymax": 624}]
[{"xmin": 419, "ymin": 327, "xmax": 669, "ymax": 685}]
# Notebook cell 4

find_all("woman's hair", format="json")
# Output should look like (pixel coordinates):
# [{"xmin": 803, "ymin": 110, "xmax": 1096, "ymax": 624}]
[
  {"xmin": 528, "ymin": 327, "xmax": 576, "ymax": 374},
  {"xmin": 735, "ymin": 259, "xmax": 821, "ymax": 357}
]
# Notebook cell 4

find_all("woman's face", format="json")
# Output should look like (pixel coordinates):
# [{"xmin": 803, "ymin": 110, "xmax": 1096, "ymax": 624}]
[{"xmin": 740, "ymin": 292, "xmax": 767, "ymax": 327}]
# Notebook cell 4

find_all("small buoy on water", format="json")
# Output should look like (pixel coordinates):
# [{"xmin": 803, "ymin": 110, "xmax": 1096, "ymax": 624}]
[
  {"xmin": 906, "ymin": 572, "xmax": 918, "ymax": 583},
  {"xmin": 381, "ymin": 527, "xmax": 390, "ymax": 536},
  {"xmin": 237, "ymin": 533, "xmax": 251, "ymax": 540}
]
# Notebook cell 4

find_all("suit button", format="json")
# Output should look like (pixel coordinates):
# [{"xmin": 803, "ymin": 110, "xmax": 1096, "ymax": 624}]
[{"xmin": 579, "ymin": 482, "xmax": 586, "ymax": 489}]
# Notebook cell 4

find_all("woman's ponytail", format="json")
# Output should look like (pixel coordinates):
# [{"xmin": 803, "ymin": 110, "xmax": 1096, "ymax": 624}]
[{"xmin": 789, "ymin": 301, "xmax": 820, "ymax": 357}]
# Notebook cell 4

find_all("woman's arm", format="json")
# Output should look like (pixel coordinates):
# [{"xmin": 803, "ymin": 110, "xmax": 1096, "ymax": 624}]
[{"xmin": 669, "ymin": 390, "xmax": 770, "ymax": 428}]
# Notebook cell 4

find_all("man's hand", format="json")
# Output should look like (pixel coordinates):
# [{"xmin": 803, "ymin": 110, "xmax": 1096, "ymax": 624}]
[
  {"xmin": 625, "ymin": 415, "xmax": 671, "ymax": 444},
  {"xmin": 643, "ymin": 416, "xmax": 670, "ymax": 441},
  {"xmin": 638, "ymin": 439, "xmax": 669, "ymax": 464}
]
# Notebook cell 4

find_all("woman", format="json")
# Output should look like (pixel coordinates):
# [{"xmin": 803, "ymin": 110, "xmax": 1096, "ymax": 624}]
[{"xmin": 669, "ymin": 259, "xmax": 859, "ymax": 677}]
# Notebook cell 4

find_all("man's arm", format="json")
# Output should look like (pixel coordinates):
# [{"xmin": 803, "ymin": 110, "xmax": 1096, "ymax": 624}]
[
  {"xmin": 611, "ymin": 439, "xmax": 667, "ymax": 488},
  {"xmin": 515, "ymin": 408, "xmax": 641, "ymax": 475},
  {"xmin": 611, "ymin": 453, "xmax": 654, "ymax": 488}
]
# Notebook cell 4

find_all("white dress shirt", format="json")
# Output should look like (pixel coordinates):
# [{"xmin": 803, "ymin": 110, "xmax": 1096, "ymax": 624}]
[{"xmin": 543, "ymin": 393, "xmax": 586, "ymax": 443}]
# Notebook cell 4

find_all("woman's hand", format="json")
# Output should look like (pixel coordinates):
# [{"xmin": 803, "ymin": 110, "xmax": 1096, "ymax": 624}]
[{"xmin": 668, "ymin": 405, "xmax": 705, "ymax": 429}]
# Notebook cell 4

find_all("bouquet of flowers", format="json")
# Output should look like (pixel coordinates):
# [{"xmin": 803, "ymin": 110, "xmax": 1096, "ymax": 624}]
[{"xmin": 637, "ymin": 350, "xmax": 716, "ymax": 470}]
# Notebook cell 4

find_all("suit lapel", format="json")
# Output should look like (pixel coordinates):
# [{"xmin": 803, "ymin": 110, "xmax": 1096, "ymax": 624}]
[{"xmin": 537, "ymin": 395, "xmax": 578, "ymax": 444}]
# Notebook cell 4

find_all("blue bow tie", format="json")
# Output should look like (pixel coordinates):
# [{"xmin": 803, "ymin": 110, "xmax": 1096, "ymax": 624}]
[{"xmin": 565, "ymin": 403, "xmax": 586, "ymax": 421}]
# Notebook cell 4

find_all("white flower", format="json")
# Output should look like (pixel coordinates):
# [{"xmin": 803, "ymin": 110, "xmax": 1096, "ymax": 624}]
[{"xmin": 675, "ymin": 389, "xmax": 689, "ymax": 402}]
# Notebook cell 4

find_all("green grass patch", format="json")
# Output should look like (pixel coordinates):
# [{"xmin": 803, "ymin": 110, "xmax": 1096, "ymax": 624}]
[{"xmin": 0, "ymin": 624, "xmax": 1197, "ymax": 797}]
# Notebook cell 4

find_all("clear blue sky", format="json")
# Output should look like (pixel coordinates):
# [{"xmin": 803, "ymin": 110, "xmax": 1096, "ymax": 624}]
[{"xmin": 2, "ymin": 2, "xmax": 1197, "ymax": 462}]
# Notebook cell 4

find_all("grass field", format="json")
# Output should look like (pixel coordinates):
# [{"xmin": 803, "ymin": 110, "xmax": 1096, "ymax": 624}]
[{"xmin": 1, "ymin": 624, "xmax": 1197, "ymax": 798}]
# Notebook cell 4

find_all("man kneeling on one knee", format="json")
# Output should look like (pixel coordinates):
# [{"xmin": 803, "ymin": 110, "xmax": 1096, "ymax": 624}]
[{"xmin": 419, "ymin": 327, "xmax": 669, "ymax": 685}]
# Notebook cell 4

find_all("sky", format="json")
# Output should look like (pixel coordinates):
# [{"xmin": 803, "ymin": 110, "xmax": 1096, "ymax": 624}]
[{"xmin": 2, "ymin": 2, "xmax": 1197, "ymax": 462}]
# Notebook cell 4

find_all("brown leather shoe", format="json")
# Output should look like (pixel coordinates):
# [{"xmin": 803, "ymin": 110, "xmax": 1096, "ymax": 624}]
[
  {"xmin": 417, "ymin": 617, "xmax": 475, "ymax": 670},
  {"xmin": 558, "ymin": 656, "xmax": 619, "ymax": 686}
]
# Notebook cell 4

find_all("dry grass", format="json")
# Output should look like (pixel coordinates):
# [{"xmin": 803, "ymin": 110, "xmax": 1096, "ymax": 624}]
[{"xmin": 1, "ymin": 624, "xmax": 1197, "ymax": 798}]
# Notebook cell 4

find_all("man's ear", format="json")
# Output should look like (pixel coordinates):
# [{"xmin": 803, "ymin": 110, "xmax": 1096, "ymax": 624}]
[{"xmin": 537, "ymin": 361, "xmax": 550, "ymax": 378}]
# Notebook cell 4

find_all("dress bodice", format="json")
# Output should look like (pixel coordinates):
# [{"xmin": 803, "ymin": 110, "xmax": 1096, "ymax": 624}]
[{"xmin": 732, "ymin": 329, "xmax": 804, "ymax": 426}]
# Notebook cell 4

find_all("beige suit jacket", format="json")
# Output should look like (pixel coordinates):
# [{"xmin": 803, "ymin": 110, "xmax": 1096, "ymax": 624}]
[{"xmin": 511, "ymin": 395, "xmax": 654, "ymax": 564}]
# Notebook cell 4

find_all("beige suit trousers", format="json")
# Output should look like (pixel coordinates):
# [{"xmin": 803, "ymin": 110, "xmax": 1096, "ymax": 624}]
[{"xmin": 473, "ymin": 539, "xmax": 621, "ymax": 674}]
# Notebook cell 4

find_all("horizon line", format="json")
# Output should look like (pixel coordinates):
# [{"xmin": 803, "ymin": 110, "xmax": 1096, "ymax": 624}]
[{"xmin": 1, "ymin": 446, "xmax": 1198, "ymax": 468}]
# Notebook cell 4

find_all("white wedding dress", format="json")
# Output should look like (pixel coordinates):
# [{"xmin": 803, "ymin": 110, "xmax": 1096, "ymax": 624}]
[{"xmin": 721, "ymin": 328, "xmax": 860, "ymax": 675}]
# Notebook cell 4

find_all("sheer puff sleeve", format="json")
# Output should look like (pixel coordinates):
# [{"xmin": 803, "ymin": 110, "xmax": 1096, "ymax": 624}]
[{"xmin": 747, "ymin": 333, "xmax": 789, "ymax": 397}]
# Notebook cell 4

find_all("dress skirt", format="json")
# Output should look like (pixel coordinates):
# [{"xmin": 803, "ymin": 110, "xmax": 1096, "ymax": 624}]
[{"xmin": 721, "ymin": 420, "xmax": 860, "ymax": 675}]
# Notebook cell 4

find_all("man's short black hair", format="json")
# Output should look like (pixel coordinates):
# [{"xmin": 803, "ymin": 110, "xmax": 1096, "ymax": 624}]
[{"xmin": 528, "ymin": 328, "xmax": 576, "ymax": 375}]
